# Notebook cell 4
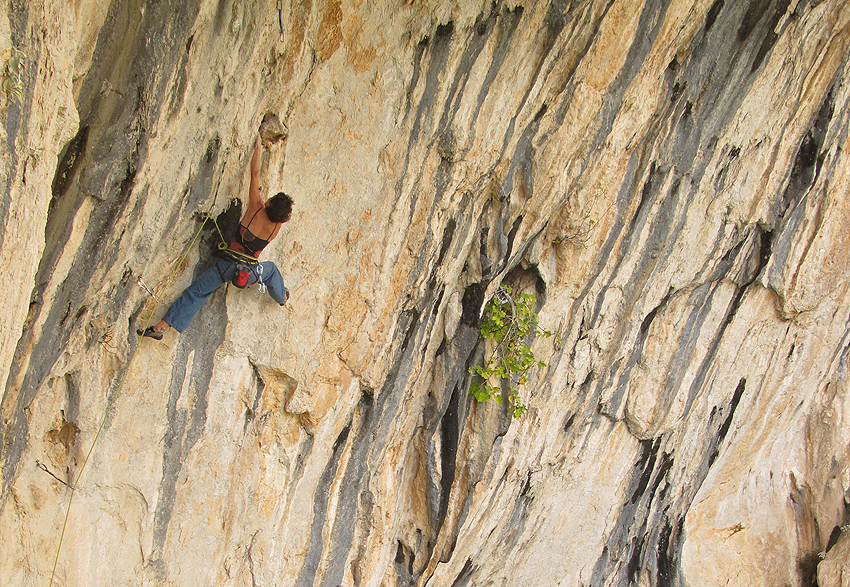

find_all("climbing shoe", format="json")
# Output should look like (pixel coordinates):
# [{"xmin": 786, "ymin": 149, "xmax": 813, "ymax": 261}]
[{"xmin": 137, "ymin": 326, "xmax": 163, "ymax": 340}]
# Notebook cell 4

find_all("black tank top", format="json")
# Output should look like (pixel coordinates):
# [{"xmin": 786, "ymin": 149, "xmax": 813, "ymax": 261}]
[{"xmin": 234, "ymin": 208, "xmax": 276, "ymax": 257}]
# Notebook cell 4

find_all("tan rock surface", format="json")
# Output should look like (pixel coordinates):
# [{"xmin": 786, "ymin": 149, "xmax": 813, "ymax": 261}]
[{"xmin": 1, "ymin": 1, "xmax": 849, "ymax": 586}]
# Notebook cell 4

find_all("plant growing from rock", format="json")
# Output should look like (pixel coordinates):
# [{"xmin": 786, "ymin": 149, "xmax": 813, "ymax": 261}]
[
  {"xmin": 2, "ymin": 47, "xmax": 25, "ymax": 103},
  {"xmin": 549, "ymin": 184, "xmax": 601, "ymax": 247},
  {"xmin": 469, "ymin": 285, "xmax": 551, "ymax": 418}
]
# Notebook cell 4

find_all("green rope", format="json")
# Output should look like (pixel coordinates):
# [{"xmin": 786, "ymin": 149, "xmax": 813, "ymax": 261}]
[
  {"xmin": 47, "ymin": 211, "xmax": 214, "ymax": 587},
  {"xmin": 47, "ymin": 147, "xmax": 233, "ymax": 587}
]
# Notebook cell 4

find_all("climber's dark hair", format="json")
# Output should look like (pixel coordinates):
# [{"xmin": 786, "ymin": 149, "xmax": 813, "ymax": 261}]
[{"xmin": 266, "ymin": 192, "xmax": 293, "ymax": 223}]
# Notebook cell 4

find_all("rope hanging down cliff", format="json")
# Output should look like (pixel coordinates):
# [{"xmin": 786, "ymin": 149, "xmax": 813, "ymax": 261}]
[{"xmin": 45, "ymin": 143, "xmax": 232, "ymax": 587}]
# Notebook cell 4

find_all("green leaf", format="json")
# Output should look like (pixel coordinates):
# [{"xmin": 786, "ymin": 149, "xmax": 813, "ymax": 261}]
[
  {"xmin": 470, "ymin": 382, "xmax": 489, "ymax": 402},
  {"xmin": 470, "ymin": 284, "xmax": 550, "ymax": 418}
]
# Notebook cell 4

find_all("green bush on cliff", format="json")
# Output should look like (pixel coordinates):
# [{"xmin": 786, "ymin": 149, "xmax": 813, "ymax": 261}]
[{"xmin": 469, "ymin": 285, "xmax": 550, "ymax": 418}]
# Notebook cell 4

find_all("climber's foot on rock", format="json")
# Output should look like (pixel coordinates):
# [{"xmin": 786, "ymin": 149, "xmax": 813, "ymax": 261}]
[{"xmin": 138, "ymin": 326, "xmax": 163, "ymax": 340}]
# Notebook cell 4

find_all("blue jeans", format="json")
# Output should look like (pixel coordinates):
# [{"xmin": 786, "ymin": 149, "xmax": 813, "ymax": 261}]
[{"xmin": 162, "ymin": 259, "xmax": 287, "ymax": 332}]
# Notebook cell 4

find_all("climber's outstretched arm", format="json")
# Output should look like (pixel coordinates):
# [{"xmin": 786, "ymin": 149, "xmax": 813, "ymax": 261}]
[{"xmin": 248, "ymin": 134, "xmax": 264, "ymax": 210}]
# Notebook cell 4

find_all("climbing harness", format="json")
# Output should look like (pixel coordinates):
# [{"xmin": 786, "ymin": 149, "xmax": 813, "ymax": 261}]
[
  {"xmin": 216, "ymin": 240, "xmax": 262, "ymax": 265},
  {"xmin": 209, "ymin": 215, "xmax": 268, "ymax": 294},
  {"xmin": 277, "ymin": 0, "xmax": 284, "ymax": 42},
  {"xmin": 213, "ymin": 220, "xmax": 259, "ymax": 291}
]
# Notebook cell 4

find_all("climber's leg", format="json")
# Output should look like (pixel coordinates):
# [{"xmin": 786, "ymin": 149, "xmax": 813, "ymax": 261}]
[
  {"xmin": 161, "ymin": 259, "xmax": 231, "ymax": 332},
  {"xmin": 258, "ymin": 261, "xmax": 288, "ymax": 305}
]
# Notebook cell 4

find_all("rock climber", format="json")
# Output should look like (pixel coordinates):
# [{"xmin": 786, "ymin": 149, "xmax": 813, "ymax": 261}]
[{"xmin": 138, "ymin": 134, "xmax": 292, "ymax": 339}]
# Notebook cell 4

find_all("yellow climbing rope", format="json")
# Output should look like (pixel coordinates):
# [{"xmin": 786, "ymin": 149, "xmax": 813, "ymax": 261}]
[
  {"xmin": 46, "ymin": 211, "xmax": 217, "ymax": 586},
  {"xmin": 47, "ymin": 148, "xmax": 232, "ymax": 587}
]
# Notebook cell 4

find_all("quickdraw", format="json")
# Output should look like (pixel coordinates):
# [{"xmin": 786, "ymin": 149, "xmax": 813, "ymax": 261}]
[
  {"xmin": 36, "ymin": 459, "xmax": 75, "ymax": 490},
  {"xmin": 137, "ymin": 277, "xmax": 160, "ymax": 303},
  {"xmin": 256, "ymin": 263, "xmax": 267, "ymax": 294}
]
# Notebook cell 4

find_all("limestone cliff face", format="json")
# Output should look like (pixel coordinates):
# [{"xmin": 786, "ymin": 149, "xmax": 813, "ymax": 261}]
[{"xmin": 1, "ymin": 0, "xmax": 849, "ymax": 586}]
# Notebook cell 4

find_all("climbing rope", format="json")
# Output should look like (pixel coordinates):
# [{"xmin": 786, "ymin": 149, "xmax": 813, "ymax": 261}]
[
  {"xmin": 46, "ymin": 212, "xmax": 217, "ymax": 587},
  {"xmin": 46, "ymin": 146, "xmax": 234, "ymax": 587}
]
